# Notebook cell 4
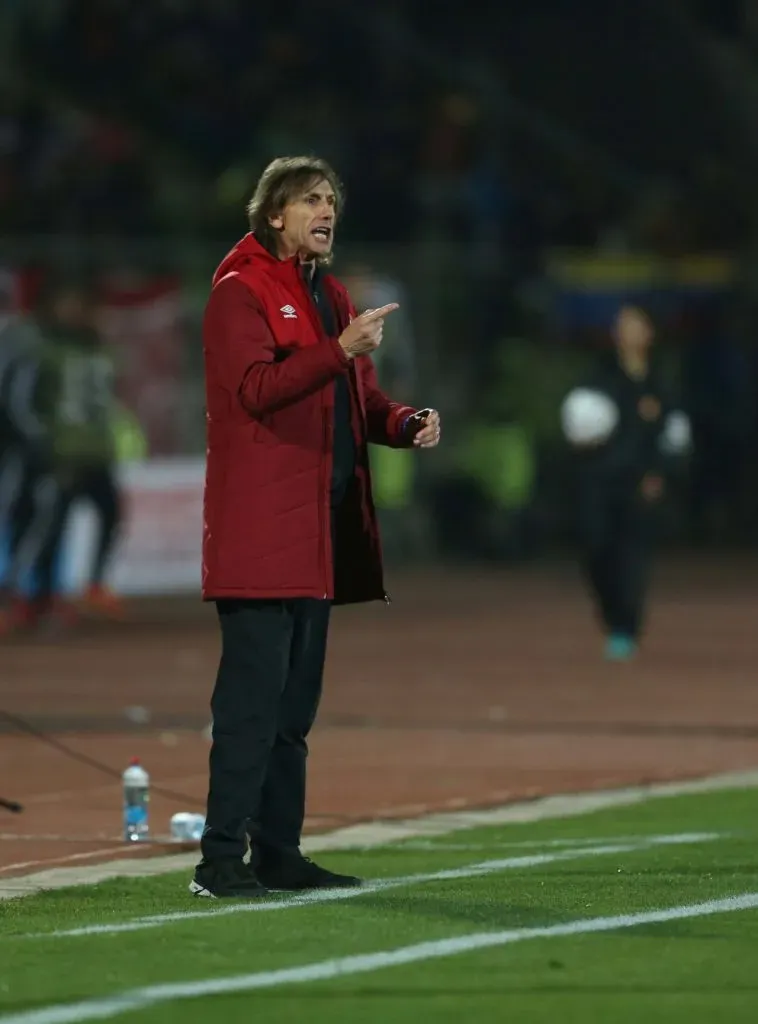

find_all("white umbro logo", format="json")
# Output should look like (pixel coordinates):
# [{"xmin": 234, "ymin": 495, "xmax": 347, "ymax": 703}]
[{"xmin": 280, "ymin": 305, "xmax": 298, "ymax": 319}]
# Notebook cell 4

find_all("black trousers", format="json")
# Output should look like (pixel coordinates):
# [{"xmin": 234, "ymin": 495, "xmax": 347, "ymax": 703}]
[
  {"xmin": 577, "ymin": 479, "xmax": 656, "ymax": 640},
  {"xmin": 73, "ymin": 465, "xmax": 121, "ymax": 585},
  {"xmin": 0, "ymin": 446, "xmax": 24, "ymax": 536},
  {"xmin": 6, "ymin": 463, "xmax": 120, "ymax": 600},
  {"xmin": 5, "ymin": 459, "xmax": 67, "ymax": 602},
  {"xmin": 201, "ymin": 596, "xmax": 332, "ymax": 863}
]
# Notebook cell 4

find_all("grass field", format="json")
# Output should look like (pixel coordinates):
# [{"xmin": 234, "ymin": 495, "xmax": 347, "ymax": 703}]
[{"xmin": 1, "ymin": 787, "xmax": 757, "ymax": 1022}]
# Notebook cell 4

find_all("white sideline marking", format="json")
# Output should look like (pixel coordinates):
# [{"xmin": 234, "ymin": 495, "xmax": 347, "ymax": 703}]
[
  {"xmin": 393, "ymin": 834, "xmax": 696, "ymax": 852},
  {"xmin": 17, "ymin": 832, "xmax": 720, "ymax": 941},
  {"xmin": 2, "ymin": 766, "xmax": 756, "ymax": 901},
  {"xmin": 3, "ymin": 892, "xmax": 758, "ymax": 1024}
]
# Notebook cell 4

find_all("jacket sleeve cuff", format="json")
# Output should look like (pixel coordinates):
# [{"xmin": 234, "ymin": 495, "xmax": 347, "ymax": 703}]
[{"xmin": 389, "ymin": 405, "xmax": 419, "ymax": 446}]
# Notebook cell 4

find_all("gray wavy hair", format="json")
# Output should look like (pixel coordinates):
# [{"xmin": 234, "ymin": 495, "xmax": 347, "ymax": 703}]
[{"xmin": 247, "ymin": 156, "xmax": 344, "ymax": 266}]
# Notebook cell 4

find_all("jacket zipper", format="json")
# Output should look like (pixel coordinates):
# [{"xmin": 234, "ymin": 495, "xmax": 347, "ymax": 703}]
[
  {"xmin": 296, "ymin": 265, "xmax": 332, "ymax": 600},
  {"xmin": 306, "ymin": 274, "xmax": 386, "ymax": 606}
]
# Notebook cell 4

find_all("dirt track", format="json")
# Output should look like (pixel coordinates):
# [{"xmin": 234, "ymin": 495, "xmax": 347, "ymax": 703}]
[{"xmin": 1, "ymin": 558, "xmax": 757, "ymax": 880}]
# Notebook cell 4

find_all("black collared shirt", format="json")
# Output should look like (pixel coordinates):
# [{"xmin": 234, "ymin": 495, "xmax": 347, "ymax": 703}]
[{"xmin": 304, "ymin": 266, "xmax": 355, "ymax": 506}]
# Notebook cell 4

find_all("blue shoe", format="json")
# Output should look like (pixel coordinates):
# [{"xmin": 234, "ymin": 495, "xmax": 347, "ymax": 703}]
[{"xmin": 604, "ymin": 634, "xmax": 637, "ymax": 661}]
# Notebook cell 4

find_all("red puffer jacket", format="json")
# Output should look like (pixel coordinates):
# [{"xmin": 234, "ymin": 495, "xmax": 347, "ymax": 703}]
[{"xmin": 201, "ymin": 234, "xmax": 418, "ymax": 604}]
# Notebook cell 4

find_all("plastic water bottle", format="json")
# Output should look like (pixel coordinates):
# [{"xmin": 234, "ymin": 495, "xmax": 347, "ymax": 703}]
[
  {"xmin": 122, "ymin": 758, "xmax": 150, "ymax": 842},
  {"xmin": 170, "ymin": 812, "xmax": 205, "ymax": 842}
]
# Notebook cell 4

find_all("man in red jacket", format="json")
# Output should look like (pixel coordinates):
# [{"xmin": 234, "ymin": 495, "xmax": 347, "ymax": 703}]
[{"xmin": 192, "ymin": 156, "xmax": 441, "ymax": 899}]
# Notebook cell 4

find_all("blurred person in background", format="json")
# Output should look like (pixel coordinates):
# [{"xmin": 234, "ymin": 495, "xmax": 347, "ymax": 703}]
[
  {"xmin": 196, "ymin": 155, "xmax": 441, "ymax": 899},
  {"xmin": 340, "ymin": 263, "xmax": 416, "ymax": 404},
  {"xmin": 433, "ymin": 341, "xmax": 538, "ymax": 564},
  {"xmin": 0, "ymin": 279, "xmax": 124, "ymax": 637},
  {"xmin": 341, "ymin": 262, "xmax": 420, "ymax": 560},
  {"xmin": 565, "ymin": 304, "xmax": 686, "ymax": 662},
  {"xmin": 0, "ymin": 271, "xmax": 45, "ymax": 603}
]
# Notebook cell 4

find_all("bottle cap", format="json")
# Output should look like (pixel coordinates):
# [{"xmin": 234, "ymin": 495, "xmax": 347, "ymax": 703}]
[{"xmin": 129, "ymin": 757, "xmax": 141, "ymax": 766}]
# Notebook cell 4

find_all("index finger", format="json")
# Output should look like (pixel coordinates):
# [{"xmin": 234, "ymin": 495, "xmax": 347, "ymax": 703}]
[{"xmin": 360, "ymin": 303, "xmax": 399, "ymax": 322}]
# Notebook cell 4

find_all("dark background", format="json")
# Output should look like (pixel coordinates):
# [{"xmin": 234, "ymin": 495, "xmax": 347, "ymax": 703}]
[{"xmin": 2, "ymin": 0, "xmax": 758, "ymax": 562}]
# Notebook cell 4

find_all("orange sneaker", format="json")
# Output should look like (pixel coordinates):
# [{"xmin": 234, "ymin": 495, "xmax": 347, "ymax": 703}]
[{"xmin": 81, "ymin": 584, "xmax": 126, "ymax": 620}]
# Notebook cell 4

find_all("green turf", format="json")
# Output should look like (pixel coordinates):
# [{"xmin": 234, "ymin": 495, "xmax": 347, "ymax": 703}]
[
  {"xmin": 129, "ymin": 912, "xmax": 758, "ymax": 1024},
  {"xmin": 1, "ymin": 787, "xmax": 757, "ymax": 1022}
]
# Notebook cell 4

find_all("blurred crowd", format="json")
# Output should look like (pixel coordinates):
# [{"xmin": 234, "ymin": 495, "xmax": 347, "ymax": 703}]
[
  {"xmin": 1, "ymin": 0, "xmax": 750, "ymax": 254},
  {"xmin": 2, "ymin": 0, "xmax": 758, "ymax": 577}
]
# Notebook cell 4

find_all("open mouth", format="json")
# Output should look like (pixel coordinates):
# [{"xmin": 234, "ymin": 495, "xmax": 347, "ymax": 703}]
[{"xmin": 311, "ymin": 226, "xmax": 332, "ymax": 242}]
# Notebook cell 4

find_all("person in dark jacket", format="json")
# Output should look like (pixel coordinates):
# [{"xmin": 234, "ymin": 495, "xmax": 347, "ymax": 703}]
[
  {"xmin": 195, "ymin": 156, "xmax": 441, "ymax": 899},
  {"xmin": 0, "ymin": 280, "xmax": 122, "ymax": 636},
  {"xmin": 568, "ymin": 303, "xmax": 678, "ymax": 661},
  {"xmin": 0, "ymin": 289, "xmax": 45, "ymax": 606}
]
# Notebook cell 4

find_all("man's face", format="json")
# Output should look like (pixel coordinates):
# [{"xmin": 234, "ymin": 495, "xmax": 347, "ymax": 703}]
[{"xmin": 270, "ymin": 178, "xmax": 337, "ymax": 261}]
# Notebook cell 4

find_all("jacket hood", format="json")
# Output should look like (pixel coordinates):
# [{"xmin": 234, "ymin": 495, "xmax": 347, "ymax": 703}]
[
  {"xmin": 210, "ymin": 233, "xmax": 349, "ymax": 314},
  {"xmin": 211, "ymin": 233, "xmax": 279, "ymax": 288}
]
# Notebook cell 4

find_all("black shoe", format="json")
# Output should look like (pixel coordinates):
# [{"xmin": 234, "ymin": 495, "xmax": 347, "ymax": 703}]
[
  {"xmin": 189, "ymin": 859, "xmax": 268, "ymax": 899},
  {"xmin": 255, "ymin": 853, "xmax": 362, "ymax": 892}
]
